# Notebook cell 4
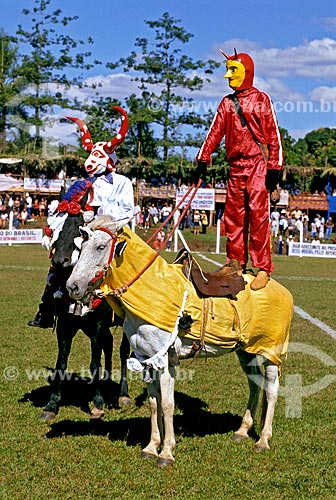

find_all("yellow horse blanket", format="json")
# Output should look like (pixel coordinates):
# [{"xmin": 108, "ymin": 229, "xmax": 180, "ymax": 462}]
[{"xmin": 100, "ymin": 227, "xmax": 293, "ymax": 366}]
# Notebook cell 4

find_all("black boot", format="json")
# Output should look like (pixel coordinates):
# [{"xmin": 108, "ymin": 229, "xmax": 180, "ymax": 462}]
[
  {"xmin": 28, "ymin": 282, "xmax": 56, "ymax": 328},
  {"xmin": 27, "ymin": 310, "xmax": 54, "ymax": 328}
]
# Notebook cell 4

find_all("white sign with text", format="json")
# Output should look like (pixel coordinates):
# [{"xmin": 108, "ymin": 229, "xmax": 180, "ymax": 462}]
[
  {"xmin": 0, "ymin": 229, "xmax": 43, "ymax": 244},
  {"xmin": 175, "ymin": 187, "xmax": 215, "ymax": 211},
  {"xmin": 288, "ymin": 242, "xmax": 336, "ymax": 258}
]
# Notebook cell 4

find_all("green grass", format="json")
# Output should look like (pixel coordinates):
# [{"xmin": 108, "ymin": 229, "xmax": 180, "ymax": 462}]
[{"xmin": 0, "ymin": 241, "xmax": 335, "ymax": 500}]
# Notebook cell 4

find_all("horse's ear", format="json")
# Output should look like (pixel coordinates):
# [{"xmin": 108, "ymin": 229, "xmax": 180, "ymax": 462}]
[
  {"xmin": 79, "ymin": 226, "xmax": 92, "ymax": 241},
  {"xmin": 79, "ymin": 191, "xmax": 89, "ymax": 210},
  {"xmin": 59, "ymin": 186, "xmax": 65, "ymax": 201}
]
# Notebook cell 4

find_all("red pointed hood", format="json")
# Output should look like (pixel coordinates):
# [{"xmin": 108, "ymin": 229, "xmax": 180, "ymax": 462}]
[{"xmin": 219, "ymin": 48, "xmax": 254, "ymax": 90}]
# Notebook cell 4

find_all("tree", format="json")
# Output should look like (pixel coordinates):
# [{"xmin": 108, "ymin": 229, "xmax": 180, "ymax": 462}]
[
  {"xmin": 279, "ymin": 128, "xmax": 336, "ymax": 193},
  {"xmin": 280, "ymin": 127, "xmax": 300, "ymax": 166},
  {"xmin": 297, "ymin": 128, "xmax": 336, "ymax": 192},
  {"xmin": 301, "ymin": 128, "xmax": 336, "ymax": 168},
  {"xmin": 108, "ymin": 12, "xmax": 219, "ymax": 164},
  {"xmin": 15, "ymin": 0, "xmax": 101, "ymax": 149},
  {"xmin": 124, "ymin": 93, "xmax": 158, "ymax": 160},
  {"xmin": 0, "ymin": 31, "xmax": 28, "ymax": 153}
]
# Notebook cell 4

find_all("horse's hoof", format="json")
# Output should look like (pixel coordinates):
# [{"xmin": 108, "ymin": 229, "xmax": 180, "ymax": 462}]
[
  {"xmin": 232, "ymin": 432, "xmax": 249, "ymax": 443},
  {"xmin": 156, "ymin": 456, "xmax": 174, "ymax": 468},
  {"xmin": 255, "ymin": 443, "xmax": 270, "ymax": 453},
  {"xmin": 40, "ymin": 410, "xmax": 56, "ymax": 422},
  {"xmin": 141, "ymin": 451, "xmax": 157, "ymax": 460},
  {"xmin": 118, "ymin": 396, "xmax": 132, "ymax": 408},
  {"xmin": 90, "ymin": 407, "xmax": 105, "ymax": 420}
]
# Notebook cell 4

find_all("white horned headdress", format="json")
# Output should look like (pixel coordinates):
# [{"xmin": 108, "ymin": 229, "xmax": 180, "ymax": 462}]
[{"xmin": 66, "ymin": 106, "xmax": 129, "ymax": 176}]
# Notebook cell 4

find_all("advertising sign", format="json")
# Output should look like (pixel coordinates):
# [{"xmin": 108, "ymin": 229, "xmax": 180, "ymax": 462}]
[
  {"xmin": 288, "ymin": 242, "xmax": 336, "ymax": 258},
  {"xmin": 175, "ymin": 187, "xmax": 215, "ymax": 211},
  {"xmin": 0, "ymin": 229, "xmax": 43, "ymax": 244},
  {"xmin": 24, "ymin": 178, "xmax": 64, "ymax": 193}
]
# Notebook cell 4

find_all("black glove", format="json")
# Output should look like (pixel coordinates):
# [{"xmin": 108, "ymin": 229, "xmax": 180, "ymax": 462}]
[
  {"xmin": 265, "ymin": 169, "xmax": 280, "ymax": 192},
  {"xmin": 194, "ymin": 161, "xmax": 207, "ymax": 185}
]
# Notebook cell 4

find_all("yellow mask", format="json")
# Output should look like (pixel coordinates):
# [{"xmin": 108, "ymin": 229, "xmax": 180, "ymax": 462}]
[{"xmin": 224, "ymin": 60, "xmax": 246, "ymax": 90}]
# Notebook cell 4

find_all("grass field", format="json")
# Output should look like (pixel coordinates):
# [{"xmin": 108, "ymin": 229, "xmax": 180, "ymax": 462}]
[{"xmin": 0, "ymin": 236, "xmax": 335, "ymax": 500}]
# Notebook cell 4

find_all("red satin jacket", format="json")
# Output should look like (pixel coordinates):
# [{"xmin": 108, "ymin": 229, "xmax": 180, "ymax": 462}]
[{"xmin": 197, "ymin": 87, "xmax": 283, "ymax": 171}]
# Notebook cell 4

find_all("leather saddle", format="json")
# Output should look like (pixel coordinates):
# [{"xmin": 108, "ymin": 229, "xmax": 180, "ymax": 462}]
[{"xmin": 174, "ymin": 249, "xmax": 245, "ymax": 300}]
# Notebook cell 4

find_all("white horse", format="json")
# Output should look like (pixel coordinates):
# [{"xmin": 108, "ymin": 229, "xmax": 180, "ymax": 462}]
[{"xmin": 67, "ymin": 216, "xmax": 293, "ymax": 467}]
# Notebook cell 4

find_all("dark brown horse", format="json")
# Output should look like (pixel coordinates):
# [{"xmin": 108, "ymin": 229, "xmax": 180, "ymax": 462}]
[{"xmin": 40, "ymin": 183, "xmax": 130, "ymax": 421}]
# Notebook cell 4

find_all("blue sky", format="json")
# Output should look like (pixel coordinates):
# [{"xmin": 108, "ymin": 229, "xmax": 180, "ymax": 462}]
[{"xmin": 2, "ymin": 0, "xmax": 336, "ymax": 148}]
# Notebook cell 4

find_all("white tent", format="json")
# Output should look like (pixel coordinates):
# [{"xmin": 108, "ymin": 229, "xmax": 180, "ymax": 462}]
[
  {"xmin": 0, "ymin": 173, "xmax": 23, "ymax": 192},
  {"xmin": 0, "ymin": 158, "xmax": 23, "ymax": 165}
]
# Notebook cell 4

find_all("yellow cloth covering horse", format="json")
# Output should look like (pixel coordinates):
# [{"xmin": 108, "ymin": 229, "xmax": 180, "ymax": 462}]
[
  {"xmin": 100, "ymin": 226, "xmax": 292, "ymax": 366},
  {"xmin": 67, "ymin": 216, "xmax": 294, "ymax": 465}
]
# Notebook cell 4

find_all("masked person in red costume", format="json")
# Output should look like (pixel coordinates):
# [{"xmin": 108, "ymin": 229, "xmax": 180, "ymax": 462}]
[{"xmin": 196, "ymin": 49, "xmax": 283, "ymax": 290}]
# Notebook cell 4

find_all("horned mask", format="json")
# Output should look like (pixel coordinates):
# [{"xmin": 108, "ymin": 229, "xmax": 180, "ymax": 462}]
[
  {"xmin": 66, "ymin": 106, "xmax": 129, "ymax": 176},
  {"xmin": 219, "ymin": 48, "xmax": 254, "ymax": 91}
]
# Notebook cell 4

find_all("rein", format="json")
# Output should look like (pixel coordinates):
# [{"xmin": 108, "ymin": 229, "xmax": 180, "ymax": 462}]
[
  {"xmin": 88, "ymin": 181, "xmax": 202, "ymax": 298},
  {"xmin": 145, "ymin": 180, "xmax": 202, "ymax": 247},
  {"xmin": 117, "ymin": 181, "xmax": 202, "ymax": 293}
]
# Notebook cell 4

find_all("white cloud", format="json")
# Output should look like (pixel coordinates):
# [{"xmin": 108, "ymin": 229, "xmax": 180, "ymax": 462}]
[
  {"xmin": 83, "ymin": 73, "xmax": 140, "ymax": 99},
  {"xmin": 27, "ymin": 37, "xmax": 336, "ymax": 145},
  {"xmin": 186, "ymin": 73, "xmax": 225, "ymax": 99},
  {"xmin": 174, "ymin": 71, "xmax": 304, "ymax": 107},
  {"xmin": 254, "ymin": 77, "xmax": 305, "ymax": 102},
  {"xmin": 44, "ymin": 37, "xmax": 336, "ymax": 110},
  {"xmin": 45, "ymin": 73, "xmax": 142, "ymax": 104},
  {"xmin": 210, "ymin": 37, "xmax": 336, "ymax": 80},
  {"xmin": 309, "ymin": 86, "xmax": 336, "ymax": 102}
]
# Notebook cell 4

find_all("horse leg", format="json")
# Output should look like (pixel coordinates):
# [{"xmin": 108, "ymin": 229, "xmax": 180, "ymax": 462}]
[
  {"xmin": 118, "ymin": 330, "xmax": 131, "ymax": 407},
  {"xmin": 41, "ymin": 317, "xmax": 76, "ymax": 421},
  {"xmin": 87, "ymin": 321, "xmax": 106, "ymax": 420},
  {"xmin": 141, "ymin": 355, "xmax": 176, "ymax": 466},
  {"xmin": 233, "ymin": 350, "xmax": 263, "ymax": 442},
  {"xmin": 156, "ymin": 363, "xmax": 176, "ymax": 467},
  {"xmin": 101, "ymin": 325, "xmax": 113, "ymax": 379},
  {"xmin": 142, "ymin": 369, "xmax": 162, "ymax": 461},
  {"xmin": 255, "ymin": 363, "xmax": 279, "ymax": 452}
]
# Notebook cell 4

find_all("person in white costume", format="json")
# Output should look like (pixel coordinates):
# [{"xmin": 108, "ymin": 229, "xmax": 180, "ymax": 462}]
[
  {"xmin": 28, "ymin": 106, "xmax": 134, "ymax": 328},
  {"xmin": 90, "ymin": 164, "xmax": 134, "ymax": 223}
]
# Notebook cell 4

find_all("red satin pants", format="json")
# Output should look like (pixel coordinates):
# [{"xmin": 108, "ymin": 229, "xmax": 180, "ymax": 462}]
[{"xmin": 224, "ymin": 162, "xmax": 273, "ymax": 274}]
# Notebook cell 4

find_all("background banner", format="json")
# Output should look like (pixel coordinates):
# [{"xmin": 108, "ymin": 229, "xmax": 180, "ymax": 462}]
[{"xmin": 0, "ymin": 229, "xmax": 43, "ymax": 244}]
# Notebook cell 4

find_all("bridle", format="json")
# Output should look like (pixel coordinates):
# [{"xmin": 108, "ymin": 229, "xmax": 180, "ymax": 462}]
[
  {"xmin": 85, "ymin": 227, "xmax": 119, "ymax": 292},
  {"xmin": 84, "ymin": 181, "xmax": 203, "ymax": 298},
  {"xmin": 78, "ymin": 177, "xmax": 203, "ymax": 303},
  {"xmin": 96, "ymin": 227, "xmax": 118, "ymax": 268}
]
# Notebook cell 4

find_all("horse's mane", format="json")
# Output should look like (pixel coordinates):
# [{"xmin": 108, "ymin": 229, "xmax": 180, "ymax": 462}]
[{"xmin": 88, "ymin": 215, "xmax": 125, "ymax": 233}]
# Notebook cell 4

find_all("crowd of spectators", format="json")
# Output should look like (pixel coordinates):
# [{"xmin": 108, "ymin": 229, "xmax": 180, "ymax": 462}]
[
  {"xmin": 0, "ymin": 193, "xmax": 49, "ymax": 229},
  {"xmin": 270, "ymin": 206, "xmax": 335, "ymax": 255},
  {"xmin": 134, "ymin": 200, "xmax": 210, "ymax": 236},
  {"xmin": 1, "ymin": 189, "xmax": 335, "ymax": 254}
]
